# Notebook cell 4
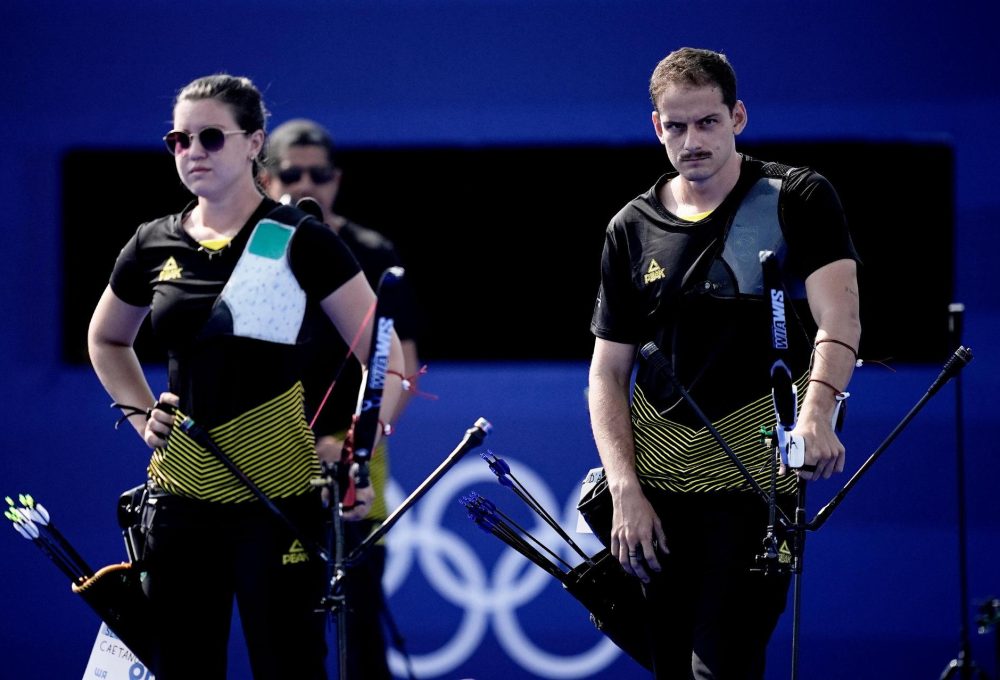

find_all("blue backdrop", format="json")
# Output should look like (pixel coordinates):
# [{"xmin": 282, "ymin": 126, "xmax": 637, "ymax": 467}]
[{"xmin": 2, "ymin": 1, "xmax": 999, "ymax": 678}]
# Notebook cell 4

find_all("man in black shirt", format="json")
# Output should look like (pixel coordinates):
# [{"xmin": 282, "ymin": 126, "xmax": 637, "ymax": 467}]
[
  {"xmin": 588, "ymin": 47, "xmax": 861, "ymax": 678},
  {"xmin": 262, "ymin": 119, "xmax": 422, "ymax": 680}
]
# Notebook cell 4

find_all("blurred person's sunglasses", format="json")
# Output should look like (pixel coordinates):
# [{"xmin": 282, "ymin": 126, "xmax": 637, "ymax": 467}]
[
  {"xmin": 277, "ymin": 165, "xmax": 335, "ymax": 185},
  {"xmin": 163, "ymin": 127, "xmax": 247, "ymax": 155}
]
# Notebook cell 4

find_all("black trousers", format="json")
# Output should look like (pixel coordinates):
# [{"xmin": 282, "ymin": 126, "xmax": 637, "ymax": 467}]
[
  {"xmin": 642, "ymin": 490, "xmax": 792, "ymax": 680},
  {"xmin": 141, "ymin": 491, "xmax": 328, "ymax": 680},
  {"xmin": 341, "ymin": 519, "xmax": 392, "ymax": 680}
]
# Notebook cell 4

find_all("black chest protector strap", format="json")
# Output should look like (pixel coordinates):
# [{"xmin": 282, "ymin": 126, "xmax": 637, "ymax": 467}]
[
  {"xmin": 654, "ymin": 173, "xmax": 805, "ymax": 413},
  {"xmin": 723, "ymin": 178, "xmax": 784, "ymax": 294},
  {"xmin": 705, "ymin": 176, "xmax": 806, "ymax": 300}
]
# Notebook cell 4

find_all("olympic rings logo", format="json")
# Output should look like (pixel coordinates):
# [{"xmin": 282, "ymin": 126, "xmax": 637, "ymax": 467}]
[{"xmin": 380, "ymin": 456, "xmax": 622, "ymax": 679}]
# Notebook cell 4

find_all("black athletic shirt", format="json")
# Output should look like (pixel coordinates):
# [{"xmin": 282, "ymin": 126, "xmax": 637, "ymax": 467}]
[
  {"xmin": 109, "ymin": 198, "xmax": 362, "ymax": 501},
  {"xmin": 590, "ymin": 156, "xmax": 858, "ymax": 492},
  {"xmin": 111, "ymin": 198, "xmax": 360, "ymax": 425},
  {"xmin": 302, "ymin": 219, "xmax": 421, "ymax": 438}
]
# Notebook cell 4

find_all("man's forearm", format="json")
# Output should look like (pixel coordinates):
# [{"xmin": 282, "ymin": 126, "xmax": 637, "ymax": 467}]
[
  {"xmin": 588, "ymin": 376, "xmax": 641, "ymax": 493},
  {"xmin": 802, "ymin": 319, "xmax": 861, "ymax": 423}
]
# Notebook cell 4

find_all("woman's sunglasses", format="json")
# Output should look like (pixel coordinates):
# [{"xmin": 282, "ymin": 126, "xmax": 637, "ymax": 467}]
[
  {"xmin": 277, "ymin": 165, "xmax": 336, "ymax": 185},
  {"xmin": 163, "ymin": 127, "xmax": 247, "ymax": 155}
]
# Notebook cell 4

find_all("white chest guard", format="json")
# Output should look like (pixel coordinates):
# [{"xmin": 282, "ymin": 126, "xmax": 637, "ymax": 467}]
[{"xmin": 214, "ymin": 218, "xmax": 306, "ymax": 344}]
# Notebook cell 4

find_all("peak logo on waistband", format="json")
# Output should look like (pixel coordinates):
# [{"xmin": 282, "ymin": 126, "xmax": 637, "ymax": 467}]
[{"xmin": 282, "ymin": 539, "xmax": 309, "ymax": 565}]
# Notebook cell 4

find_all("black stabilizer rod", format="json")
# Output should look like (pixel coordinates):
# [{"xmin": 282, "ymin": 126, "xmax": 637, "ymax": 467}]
[
  {"xmin": 808, "ymin": 346, "xmax": 973, "ymax": 531},
  {"xmin": 346, "ymin": 418, "xmax": 492, "ymax": 565}
]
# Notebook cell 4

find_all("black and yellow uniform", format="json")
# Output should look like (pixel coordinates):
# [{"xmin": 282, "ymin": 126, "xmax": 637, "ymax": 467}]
[
  {"xmin": 303, "ymin": 219, "xmax": 421, "ymax": 519},
  {"xmin": 591, "ymin": 155, "xmax": 858, "ymax": 678},
  {"xmin": 111, "ymin": 197, "xmax": 360, "ymax": 679}
]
